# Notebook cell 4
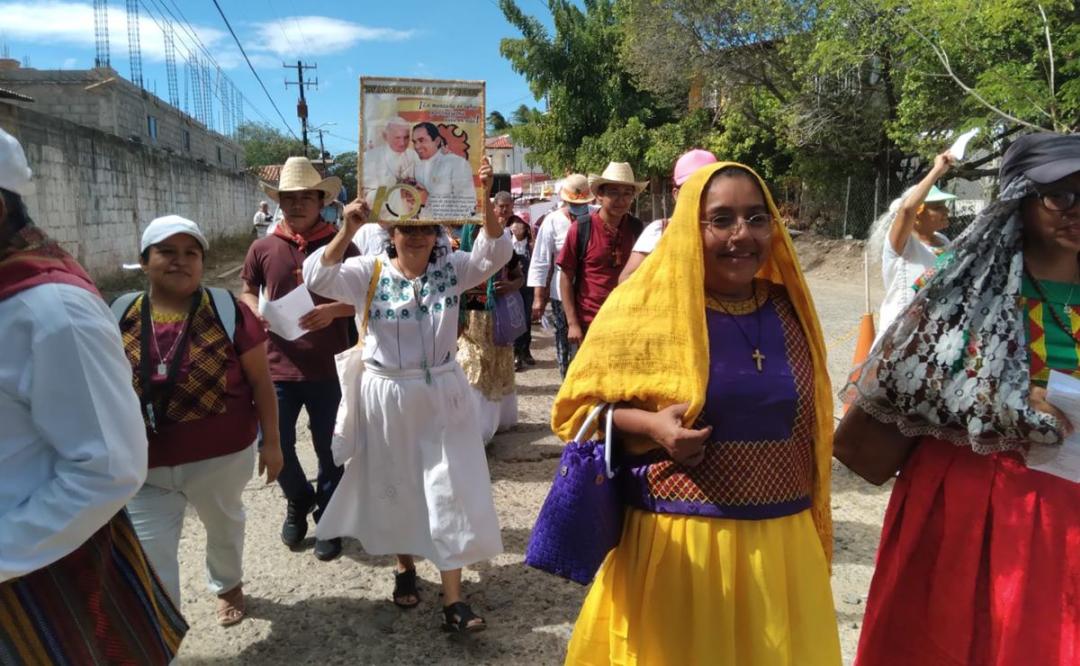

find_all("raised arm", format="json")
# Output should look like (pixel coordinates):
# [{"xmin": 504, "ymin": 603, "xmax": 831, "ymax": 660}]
[{"xmin": 887, "ymin": 152, "xmax": 954, "ymax": 255}]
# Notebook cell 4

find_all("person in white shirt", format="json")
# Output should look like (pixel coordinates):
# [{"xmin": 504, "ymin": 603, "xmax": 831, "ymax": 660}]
[
  {"xmin": 0, "ymin": 128, "xmax": 186, "ymax": 662},
  {"xmin": 362, "ymin": 117, "xmax": 420, "ymax": 219},
  {"xmin": 526, "ymin": 173, "xmax": 593, "ymax": 377},
  {"xmin": 619, "ymin": 149, "xmax": 718, "ymax": 283},
  {"xmin": 253, "ymin": 201, "xmax": 272, "ymax": 237},
  {"xmin": 303, "ymin": 160, "xmax": 507, "ymax": 634},
  {"xmin": 411, "ymin": 121, "xmax": 477, "ymax": 220},
  {"xmin": 868, "ymin": 151, "xmax": 956, "ymax": 341}
]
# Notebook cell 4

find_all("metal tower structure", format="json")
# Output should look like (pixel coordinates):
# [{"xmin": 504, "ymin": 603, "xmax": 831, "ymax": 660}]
[
  {"xmin": 163, "ymin": 20, "xmax": 179, "ymax": 108},
  {"xmin": 93, "ymin": 0, "xmax": 110, "ymax": 68},
  {"xmin": 183, "ymin": 59, "xmax": 190, "ymax": 116},
  {"xmin": 203, "ymin": 60, "xmax": 215, "ymax": 131},
  {"xmin": 125, "ymin": 0, "xmax": 143, "ymax": 88},
  {"xmin": 190, "ymin": 55, "xmax": 205, "ymax": 125},
  {"xmin": 217, "ymin": 67, "xmax": 230, "ymax": 136},
  {"xmin": 234, "ymin": 82, "xmax": 244, "ymax": 132}
]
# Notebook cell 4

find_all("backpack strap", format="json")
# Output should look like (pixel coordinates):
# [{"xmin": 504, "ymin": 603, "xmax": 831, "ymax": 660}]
[
  {"xmin": 110, "ymin": 291, "xmax": 141, "ymax": 322},
  {"xmin": 205, "ymin": 286, "xmax": 238, "ymax": 344},
  {"xmin": 574, "ymin": 212, "xmax": 592, "ymax": 284}
]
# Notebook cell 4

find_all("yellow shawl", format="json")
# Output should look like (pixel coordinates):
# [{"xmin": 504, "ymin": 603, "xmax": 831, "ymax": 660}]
[{"xmin": 550, "ymin": 161, "xmax": 834, "ymax": 562}]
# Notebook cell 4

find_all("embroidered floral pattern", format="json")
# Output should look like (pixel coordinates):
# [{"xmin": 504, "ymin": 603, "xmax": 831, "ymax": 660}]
[{"xmin": 846, "ymin": 176, "xmax": 1061, "ymax": 456}]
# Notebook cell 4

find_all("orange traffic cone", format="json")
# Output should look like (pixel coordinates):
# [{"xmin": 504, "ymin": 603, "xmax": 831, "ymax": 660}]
[
  {"xmin": 844, "ymin": 248, "xmax": 877, "ymax": 412},
  {"xmin": 843, "ymin": 315, "xmax": 876, "ymax": 413}
]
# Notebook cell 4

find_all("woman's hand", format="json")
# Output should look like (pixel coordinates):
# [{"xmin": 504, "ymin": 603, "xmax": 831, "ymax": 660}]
[
  {"xmin": 479, "ymin": 157, "xmax": 493, "ymax": 195},
  {"xmin": 259, "ymin": 440, "xmax": 284, "ymax": 484},
  {"xmin": 1030, "ymin": 384, "xmax": 1074, "ymax": 435},
  {"xmin": 648, "ymin": 403, "xmax": 713, "ymax": 467},
  {"xmin": 343, "ymin": 198, "xmax": 370, "ymax": 235},
  {"xmin": 931, "ymin": 151, "xmax": 956, "ymax": 176}
]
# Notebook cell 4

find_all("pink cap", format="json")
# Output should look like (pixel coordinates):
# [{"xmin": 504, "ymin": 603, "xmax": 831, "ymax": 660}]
[{"xmin": 673, "ymin": 149, "xmax": 719, "ymax": 186}]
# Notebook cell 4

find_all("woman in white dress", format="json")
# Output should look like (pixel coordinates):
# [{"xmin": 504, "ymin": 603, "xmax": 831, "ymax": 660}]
[
  {"xmin": 303, "ymin": 163, "xmax": 508, "ymax": 633},
  {"xmin": 868, "ymin": 151, "xmax": 956, "ymax": 340}
]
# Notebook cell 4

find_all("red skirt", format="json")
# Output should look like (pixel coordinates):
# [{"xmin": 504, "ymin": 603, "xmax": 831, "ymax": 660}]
[{"xmin": 855, "ymin": 438, "xmax": 1080, "ymax": 666}]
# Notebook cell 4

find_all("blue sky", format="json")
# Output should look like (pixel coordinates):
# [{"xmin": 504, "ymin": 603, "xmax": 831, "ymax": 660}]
[{"xmin": 0, "ymin": 0, "xmax": 556, "ymax": 154}]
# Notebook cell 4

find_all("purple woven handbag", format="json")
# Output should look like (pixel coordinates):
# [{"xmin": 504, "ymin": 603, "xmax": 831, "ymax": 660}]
[
  {"xmin": 492, "ymin": 290, "xmax": 528, "ymax": 346},
  {"xmin": 525, "ymin": 405, "xmax": 623, "ymax": 585}
]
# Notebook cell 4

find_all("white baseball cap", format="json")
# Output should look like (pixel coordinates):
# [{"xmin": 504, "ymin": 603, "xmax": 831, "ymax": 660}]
[
  {"xmin": 140, "ymin": 215, "xmax": 209, "ymax": 253},
  {"xmin": 0, "ymin": 127, "xmax": 32, "ymax": 196}
]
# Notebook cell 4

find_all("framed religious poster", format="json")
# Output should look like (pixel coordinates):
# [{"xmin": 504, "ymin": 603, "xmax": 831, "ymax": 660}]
[{"xmin": 359, "ymin": 76, "xmax": 486, "ymax": 225}]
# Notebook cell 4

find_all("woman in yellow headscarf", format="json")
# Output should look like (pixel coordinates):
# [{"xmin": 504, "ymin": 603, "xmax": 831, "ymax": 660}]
[{"xmin": 554, "ymin": 162, "xmax": 840, "ymax": 665}]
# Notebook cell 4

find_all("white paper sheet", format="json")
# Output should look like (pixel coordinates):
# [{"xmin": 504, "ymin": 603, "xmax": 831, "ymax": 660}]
[
  {"xmin": 1027, "ymin": 370, "xmax": 1080, "ymax": 482},
  {"xmin": 948, "ymin": 128, "xmax": 980, "ymax": 161},
  {"xmin": 260, "ymin": 284, "xmax": 315, "ymax": 341}
]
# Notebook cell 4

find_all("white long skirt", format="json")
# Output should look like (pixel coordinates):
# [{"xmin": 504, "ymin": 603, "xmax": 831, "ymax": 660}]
[
  {"xmin": 315, "ymin": 361, "xmax": 503, "ymax": 571},
  {"xmin": 472, "ymin": 387, "xmax": 518, "ymax": 444}
]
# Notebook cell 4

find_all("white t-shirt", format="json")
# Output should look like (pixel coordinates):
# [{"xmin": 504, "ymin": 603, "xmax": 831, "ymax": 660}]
[
  {"xmin": 526, "ymin": 206, "xmax": 574, "ymax": 301},
  {"xmin": 877, "ymin": 232, "xmax": 949, "ymax": 339},
  {"xmin": 353, "ymin": 223, "xmax": 390, "ymax": 256},
  {"xmin": 632, "ymin": 219, "xmax": 667, "ymax": 254}
]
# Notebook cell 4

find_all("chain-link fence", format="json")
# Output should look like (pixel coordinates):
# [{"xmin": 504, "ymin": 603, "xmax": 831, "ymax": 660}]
[
  {"xmin": 629, "ymin": 171, "xmax": 981, "ymax": 240},
  {"xmin": 775, "ymin": 174, "xmax": 981, "ymax": 240}
]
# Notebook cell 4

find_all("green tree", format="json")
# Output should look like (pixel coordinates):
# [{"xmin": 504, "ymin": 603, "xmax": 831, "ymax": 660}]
[
  {"xmin": 498, "ymin": 0, "xmax": 675, "ymax": 174},
  {"xmin": 235, "ymin": 121, "xmax": 315, "ymax": 167},
  {"xmin": 327, "ymin": 151, "xmax": 358, "ymax": 201},
  {"xmin": 487, "ymin": 111, "xmax": 511, "ymax": 133}
]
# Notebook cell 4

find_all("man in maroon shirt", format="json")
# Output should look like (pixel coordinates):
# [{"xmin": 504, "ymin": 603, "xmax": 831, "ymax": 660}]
[
  {"xmin": 557, "ymin": 162, "xmax": 645, "ymax": 348},
  {"xmin": 240, "ymin": 157, "xmax": 358, "ymax": 562}
]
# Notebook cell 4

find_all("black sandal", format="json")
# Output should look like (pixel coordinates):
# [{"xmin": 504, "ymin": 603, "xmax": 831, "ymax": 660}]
[
  {"xmin": 392, "ymin": 568, "xmax": 420, "ymax": 609},
  {"xmin": 442, "ymin": 601, "xmax": 486, "ymax": 633}
]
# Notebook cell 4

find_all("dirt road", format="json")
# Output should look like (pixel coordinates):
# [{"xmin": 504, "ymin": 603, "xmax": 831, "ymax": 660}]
[{"xmin": 170, "ymin": 234, "xmax": 890, "ymax": 665}]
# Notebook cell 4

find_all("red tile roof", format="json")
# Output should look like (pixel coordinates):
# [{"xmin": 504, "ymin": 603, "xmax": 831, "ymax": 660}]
[{"xmin": 485, "ymin": 135, "xmax": 513, "ymax": 149}]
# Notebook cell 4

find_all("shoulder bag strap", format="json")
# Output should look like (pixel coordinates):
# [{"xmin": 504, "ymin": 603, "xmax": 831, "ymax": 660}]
[{"xmin": 358, "ymin": 259, "xmax": 383, "ymax": 342}]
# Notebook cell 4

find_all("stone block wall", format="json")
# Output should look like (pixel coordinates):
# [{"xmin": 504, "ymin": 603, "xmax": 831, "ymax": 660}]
[
  {"xmin": 0, "ymin": 101, "xmax": 263, "ymax": 278},
  {"xmin": 0, "ymin": 67, "xmax": 244, "ymax": 170}
]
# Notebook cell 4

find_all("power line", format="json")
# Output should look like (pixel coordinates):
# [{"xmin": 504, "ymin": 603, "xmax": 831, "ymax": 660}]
[
  {"xmin": 208, "ymin": 0, "xmax": 299, "ymax": 139},
  {"xmin": 264, "ymin": 0, "xmax": 301, "ymax": 57},
  {"xmin": 140, "ymin": 0, "xmax": 275, "ymax": 130},
  {"xmin": 144, "ymin": 0, "xmax": 286, "ymax": 134}
]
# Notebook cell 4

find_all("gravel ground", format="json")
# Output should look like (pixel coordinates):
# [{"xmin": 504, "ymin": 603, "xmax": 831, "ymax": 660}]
[{"xmin": 170, "ymin": 234, "xmax": 891, "ymax": 665}]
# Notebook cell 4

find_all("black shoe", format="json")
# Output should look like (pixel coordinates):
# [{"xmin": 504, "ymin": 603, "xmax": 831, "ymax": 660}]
[
  {"xmin": 524, "ymin": 353, "xmax": 536, "ymax": 366},
  {"xmin": 514, "ymin": 356, "xmax": 525, "ymax": 372},
  {"xmin": 281, "ymin": 499, "xmax": 313, "ymax": 548},
  {"xmin": 314, "ymin": 537, "xmax": 343, "ymax": 561}
]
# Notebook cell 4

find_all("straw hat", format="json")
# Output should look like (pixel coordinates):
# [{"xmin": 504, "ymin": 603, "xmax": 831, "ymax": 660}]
[
  {"xmin": 261, "ymin": 156, "xmax": 342, "ymax": 203},
  {"xmin": 559, "ymin": 173, "xmax": 593, "ymax": 204},
  {"xmin": 588, "ymin": 162, "xmax": 648, "ymax": 197}
]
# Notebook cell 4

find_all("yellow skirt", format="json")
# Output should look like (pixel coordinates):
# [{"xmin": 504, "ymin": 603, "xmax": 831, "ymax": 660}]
[{"xmin": 564, "ymin": 508, "xmax": 841, "ymax": 666}]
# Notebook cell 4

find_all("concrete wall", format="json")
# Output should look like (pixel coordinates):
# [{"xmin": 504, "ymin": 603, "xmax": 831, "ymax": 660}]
[
  {"xmin": 0, "ymin": 101, "xmax": 263, "ymax": 278},
  {"xmin": 0, "ymin": 66, "xmax": 243, "ymax": 169}
]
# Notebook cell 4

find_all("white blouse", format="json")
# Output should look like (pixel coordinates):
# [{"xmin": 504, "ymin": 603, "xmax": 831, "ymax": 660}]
[
  {"xmin": 304, "ymin": 229, "xmax": 512, "ymax": 371},
  {"xmin": 0, "ymin": 284, "xmax": 148, "ymax": 582}
]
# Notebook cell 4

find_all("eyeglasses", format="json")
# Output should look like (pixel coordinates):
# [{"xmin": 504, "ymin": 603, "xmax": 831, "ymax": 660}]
[
  {"xmin": 1034, "ymin": 190, "xmax": 1080, "ymax": 212},
  {"xmin": 700, "ymin": 213, "xmax": 774, "ymax": 236}
]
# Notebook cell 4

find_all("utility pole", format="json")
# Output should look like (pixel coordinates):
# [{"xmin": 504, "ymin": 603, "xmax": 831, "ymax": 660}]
[
  {"xmin": 284, "ymin": 61, "xmax": 317, "ymax": 153},
  {"xmin": 315, "ymin": 129, "xmax": 326, "ymax": 161}
]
